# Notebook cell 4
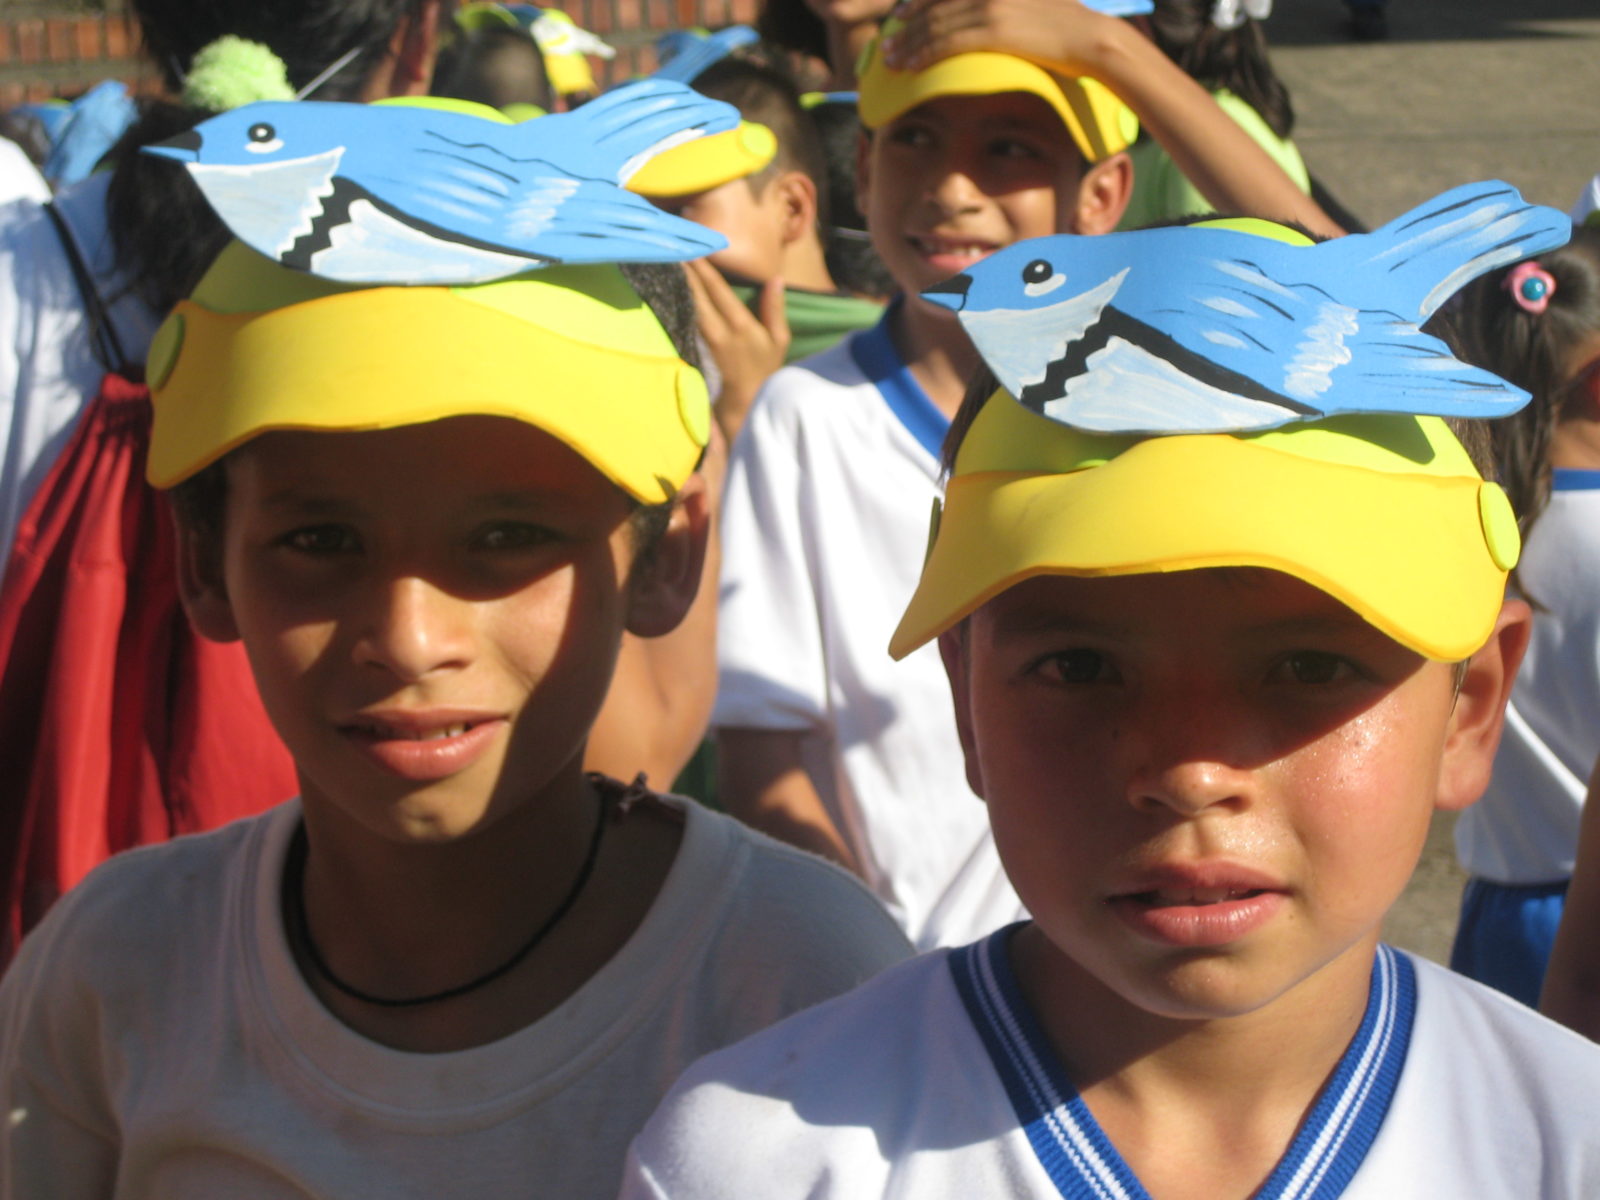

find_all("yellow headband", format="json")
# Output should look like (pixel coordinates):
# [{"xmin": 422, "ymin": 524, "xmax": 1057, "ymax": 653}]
[
  {"xmin": 856, "ymin": 26, "xmax": 1137, "ymax": 163},
  {"xmin": 147, "ymin": 244, "xmax": 708, "ymax": 504},
  {"xmin": 889, "ymin": 396, "xmax": 1519, "ymax": 662}
]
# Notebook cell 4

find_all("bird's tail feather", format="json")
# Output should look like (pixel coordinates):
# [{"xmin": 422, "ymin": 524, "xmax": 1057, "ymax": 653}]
[
  {"xmin": 1332, "ymin": 181, "xmax": 1570, "ymax": 320},
  {"xmin": 542, "ymin": 78, "xmax": 741, "ymax": 184}
]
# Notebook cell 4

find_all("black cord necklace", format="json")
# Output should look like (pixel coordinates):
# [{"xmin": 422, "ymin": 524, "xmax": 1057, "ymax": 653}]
[{"xmin": 285, "ymin": 791, "xmax": 609, "ymax": 1009}]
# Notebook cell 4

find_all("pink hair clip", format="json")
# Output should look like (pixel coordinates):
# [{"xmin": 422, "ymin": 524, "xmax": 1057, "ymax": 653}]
[{"xmin": 1505, "ymin": 261, "xmax": 1556, "ymax": 315}]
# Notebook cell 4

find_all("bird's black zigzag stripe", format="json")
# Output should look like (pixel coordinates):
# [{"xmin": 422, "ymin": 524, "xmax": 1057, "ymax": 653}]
[
  {"xmin": 282, "ymin": 177, "xmax": 560, "ymax": 271},
  {"xmin": 1017, "ymin": 306, "xmax": 1318, "ymax": 420}
]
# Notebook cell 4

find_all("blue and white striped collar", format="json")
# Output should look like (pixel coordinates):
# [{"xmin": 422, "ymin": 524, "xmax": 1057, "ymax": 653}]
[{"xmin": 949, "ymin": 926, "xmax": 1416, "ymax": 1200}]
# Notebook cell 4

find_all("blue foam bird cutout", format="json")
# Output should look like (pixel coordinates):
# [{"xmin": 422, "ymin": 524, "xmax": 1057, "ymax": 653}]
[
  {"xmin": 654, "ymin": 25, "xmax": 759, "ymax": 84},
  {"xmin": 924, "ymin": 182, "xmax": 1571, "ymax": 434},
  {"xmin": 142, "ymin": 79, "xmax": 737, "ymax": 284}
]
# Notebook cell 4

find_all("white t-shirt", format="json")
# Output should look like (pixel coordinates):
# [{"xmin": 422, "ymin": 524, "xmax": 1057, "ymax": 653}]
[
  {"xmin": 0, "ymin": 173, "xmax": 160, "ymax": 565},
  {"xmin": 622, "ymin": 929, "xmax": 1600, "ymax": 1199},
  {"xmin": 714, "ymin": 315, "xmax": 1024, "ymax": 952},
  {"xmin": 1456, "ymin": 474, "xmax": 1600, "ymax": 883},
  {"xmin": 0, "ymin": 140, "xmax": 48, "ymax": 207},
  {"xmin": 0, "ymin": 795, "xmax": 911, "ymax": 1200}
]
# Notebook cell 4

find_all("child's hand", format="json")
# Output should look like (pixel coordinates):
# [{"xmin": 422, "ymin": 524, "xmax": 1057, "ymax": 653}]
[
  {"xmin": 881, "ymin": 0, "xmax": 1118, "ymax": 76},
  {"xmin": 685, "ymin": 260, "xmax": 790, "ymax": 445}
]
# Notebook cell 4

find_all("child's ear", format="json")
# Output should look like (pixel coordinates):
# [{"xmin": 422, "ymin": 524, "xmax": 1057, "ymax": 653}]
[
  {"xmin": 772, "ymin": 170, "xmax": 820, "ymax": 247},
  {"xmin": 938, "ymin": 625, "xmax": 986, "ymax": 800},
  {"xmin": 175, "ymin": 520, "xmax": 242, "ymax": 644},
  {"xmin": 1069, "ymin": 151, "xmax": 1133, "ymax": 236},
  {"xmin": 625, "ymin": 470, "xmax": 712, "ymax": 638},
  {"xmin": 1435, "ymin": 597, "xmax": 1532, "ymax": 811}
]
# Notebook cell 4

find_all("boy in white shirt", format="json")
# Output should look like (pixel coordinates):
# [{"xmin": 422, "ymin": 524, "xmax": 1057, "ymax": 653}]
[
  {"xmin": 0, "ymin": 90, "xmax": 910, "ymax": 1200},
  {"xmin": 624, "ymin": 193, "xmax": 1600, "ymax": 1198}
]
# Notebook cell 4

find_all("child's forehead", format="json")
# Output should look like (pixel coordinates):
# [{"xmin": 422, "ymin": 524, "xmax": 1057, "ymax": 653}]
[{"xmin": 226, "ymin": 417, "xmax": 626, "ymax": 510}]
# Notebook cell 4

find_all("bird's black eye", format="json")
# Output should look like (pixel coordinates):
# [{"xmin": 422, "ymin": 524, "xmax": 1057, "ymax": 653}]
[
  {"xmin": 248, "ymin": 123, "xmax": 276, "ymax": 143},
  {"xmin": 1022, "ymin": 259, "xmax": 1052, "ymax": 285}
]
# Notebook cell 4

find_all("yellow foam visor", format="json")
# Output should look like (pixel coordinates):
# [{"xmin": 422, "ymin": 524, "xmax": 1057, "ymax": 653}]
[
  {"xmin": 628, "ymin": 121, "xmax": 778, "ymax": 197},
  {"xmin": 890, "ymin": 396, "xmax": 1519, "ymax": 663},
  {"xmin": 857, "ymin": 42, "xmax": 1137, "ymax": 163},
  {"xmin": 148, "ymin": 283, "xmax": 709, "ymax": 504}
]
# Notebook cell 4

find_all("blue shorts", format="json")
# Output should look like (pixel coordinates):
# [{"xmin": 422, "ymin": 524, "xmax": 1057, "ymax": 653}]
[{"xmin": 1449, "ymin": 877, "xmax": 1570, "ymax": 1008}]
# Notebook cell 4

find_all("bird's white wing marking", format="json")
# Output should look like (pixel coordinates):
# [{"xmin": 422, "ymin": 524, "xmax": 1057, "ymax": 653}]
[
  {"xmin": 1050, "ymin": 337, "xmax": 1296, "ymax": 433},
  {"xmin": 1283, "ymin": 301, "xmax": 1358, "ymax": 400},
  {"xmin": 316, "ymin": 199, "xmax": 534, "ymax": 284},
  {"xmin": 500, "ymin": 177, "xmax": 583, "ymax": 240}
]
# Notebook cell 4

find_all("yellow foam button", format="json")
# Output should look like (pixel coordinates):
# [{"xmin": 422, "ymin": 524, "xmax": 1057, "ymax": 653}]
[
  {"xmin": 146, "ymin": 312, "xmax": 184, "ymax": 392},
  {"xmin": 677, "ymin": 366, "xmax": 711, "ymax": 449},
  {"xmin": 1478, "ymin": 482, "xmax": 1521, "ymax": 572}
]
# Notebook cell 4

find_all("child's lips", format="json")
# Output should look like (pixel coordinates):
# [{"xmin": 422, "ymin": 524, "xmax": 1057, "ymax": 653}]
[
  {"xmin": 1106, "ymin": 865, "xmax": 1288, "ymax": 948},
  {"xmin": 909, "ymin": 234, "xmax": 999, "ymax": 274},
  {"xmin": 339, "ymin": 710, "xmax": 507, "ymax": 781}
]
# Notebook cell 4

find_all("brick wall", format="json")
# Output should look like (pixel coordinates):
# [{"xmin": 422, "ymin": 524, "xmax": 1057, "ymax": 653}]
[
  {"xmin": 0, "ymin": 0, "xmax": 762, "ymax": 111},
  {"xmin": 0, "ymin": 11, "xmax": 150, "ymax": 110}
]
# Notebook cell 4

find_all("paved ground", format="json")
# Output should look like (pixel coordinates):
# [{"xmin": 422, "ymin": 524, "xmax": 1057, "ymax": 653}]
[{"xmin": 1257, "ymin": 1, "xmax": 1600, "ymax": 961}]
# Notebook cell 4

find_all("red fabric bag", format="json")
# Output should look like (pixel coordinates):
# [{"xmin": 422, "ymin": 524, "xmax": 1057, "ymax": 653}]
[{"xmin": 0, "ymin": 360, "xmax": 296, "ymax": 965}]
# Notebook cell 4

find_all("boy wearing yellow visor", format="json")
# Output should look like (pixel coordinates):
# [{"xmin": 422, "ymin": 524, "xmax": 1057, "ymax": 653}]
[
  {"xmin": 0, "ymin": 91, "xmax": 910, "ymax": 1199},
  {"xmin": 622, "ymin": 194, "xmax": 1600, "ymax": 1197}
]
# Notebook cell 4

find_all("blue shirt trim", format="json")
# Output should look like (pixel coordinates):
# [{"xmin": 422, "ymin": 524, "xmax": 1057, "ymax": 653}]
[
  {"xmin": 949, "ymin": 928, "xmax": 1416, "ymax": 1200},
  {"xmin": 1551, "ymin": 468, "xmax": 1600, "ymax": 492},
  {"xmin": 847, "ymin": 304, "xmax": 949, "ymax": 461}
]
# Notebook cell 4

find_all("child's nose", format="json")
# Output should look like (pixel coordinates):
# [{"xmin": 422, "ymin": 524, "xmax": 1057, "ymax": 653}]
[
  {"xmin": 351, "ymin": 575, "xmax": 474, "ymax": 683},
  {"xmin": 1121, "ymin": 699, "xmax": 1262, "ymax": 818},
  {"xmin": 929, "ymin": 158, "xmax": 984, "ymax": 214}
]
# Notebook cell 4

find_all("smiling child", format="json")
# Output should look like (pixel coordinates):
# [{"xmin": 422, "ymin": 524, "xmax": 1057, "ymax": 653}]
[
  {"xmin": 0, "ymin": 93, "xmax": 909, "ymax": 1199},
  {"xmin": 622, "ymin": 200, "xmax": 1600, "ymax": 1197}
]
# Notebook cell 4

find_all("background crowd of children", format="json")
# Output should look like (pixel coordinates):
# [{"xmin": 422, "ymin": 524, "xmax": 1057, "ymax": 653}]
[{"xmin": 1, "ymin": 0, "xmax": 1599, "ymax": 1194}]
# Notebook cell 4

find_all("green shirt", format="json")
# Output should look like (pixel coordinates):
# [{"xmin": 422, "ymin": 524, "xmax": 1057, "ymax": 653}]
[{"xmin": 1117, "ymin": 89, "xmax": 1311, "ymax": 232}]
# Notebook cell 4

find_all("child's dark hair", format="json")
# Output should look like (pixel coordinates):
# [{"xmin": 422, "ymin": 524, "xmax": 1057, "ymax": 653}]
[
  {"xmin": 1429, "ymin": 226, "xmax": 1600, "ymax": 531},
  {"xmin": 105, "ymin": 0, "xmax": 431, "ymax": 319},
  {"xmin": 1140, "ymin": 0, "xmax": 1293, "ymax": 139},
  {"xmin": 431, "ymin": 25, "xmax": 555, "ymax": 113},
  {"xmin": 691, "ymin": 57, "xmax": 829, "ymax": 228},
  {"xmin": 169, "ymin": 262, "xmax": 701, "ymax": 563},
  {"xmin": 754, "ymin": 0, "xmax": 830, "ymax": 68},
  {"xmin": 808, "ymin": 98, "xmax": 895, "ymax": 299}
]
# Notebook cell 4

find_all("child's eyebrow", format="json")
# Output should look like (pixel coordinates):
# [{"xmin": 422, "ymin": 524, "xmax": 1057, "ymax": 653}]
[{"xmin": 257, "ymin": 490, "xmax": 363, "ymax": 517}]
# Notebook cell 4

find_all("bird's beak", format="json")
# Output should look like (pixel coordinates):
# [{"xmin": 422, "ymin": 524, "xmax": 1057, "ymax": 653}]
[
  {"xmin": 922, "ymin": 273, "xmax": 971, "ymax": 312},
  {"xmin": 142, "ymin": 129, "xmax": 203, "ymax": 163}
]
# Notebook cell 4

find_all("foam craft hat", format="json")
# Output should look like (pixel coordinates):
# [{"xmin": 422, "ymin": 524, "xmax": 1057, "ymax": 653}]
[
  {"xmin": 145, "ymin": 94, "xmax": 718, "ymax": 504},
  {"xmin": 890, "ymin": 200, "xmax": 1576, "ymax": 663},
  {"xmin": 142, "ymin": 88, "xmax": 748, "ymax": 284},
  {"xmin": 855, "ymin": 6, "xmax": 1145, "ymax": 163}
]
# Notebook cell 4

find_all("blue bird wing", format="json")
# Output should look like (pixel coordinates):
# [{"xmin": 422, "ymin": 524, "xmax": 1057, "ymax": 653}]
[
  {"xmin": 1156, "ymin": 266, "xmax": 1529, "ymax": 422},
  {"xmin": 653, "ymin": 26, "xmax": 760, "ymax": 84},
  {"xmin": 346, "ymin": 165, "xmax": 727, "ymax": 265},
  {"xmin": 509, "ymin": 180, "xmax": 729, "ymax": 262},
  {"xmin": 1280, "ymin": 316, "xmax": 1531, "ymax": 419},
  {"xmin": 1321, "ymin": 180, "xmax": 1571, "ymax": 320},
  {"xmin": 503, "ymin": 79, "xmax": 741, "ymax": 184}
]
